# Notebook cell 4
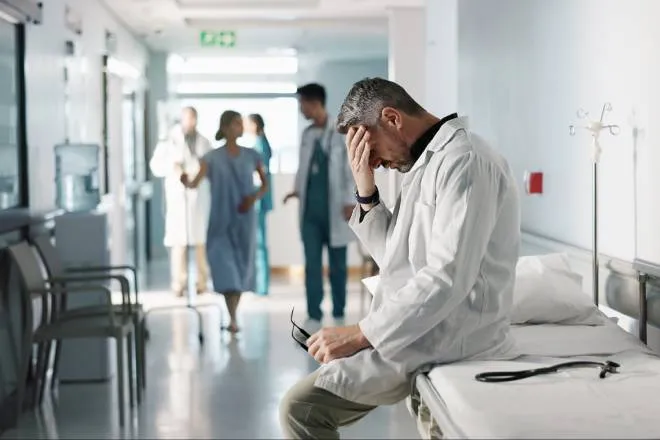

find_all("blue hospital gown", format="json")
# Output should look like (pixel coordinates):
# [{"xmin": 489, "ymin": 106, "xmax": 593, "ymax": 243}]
[{"xmin": 202, "ymin": 146, "xmax": 261, "ymax": 293}]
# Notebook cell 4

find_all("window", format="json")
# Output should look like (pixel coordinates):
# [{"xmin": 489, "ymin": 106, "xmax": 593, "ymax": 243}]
[
  {"xmin": 177, "ymin": 96, "xmax": 300, "ymax": 173},
  {"xmin": 0, "ymin": 18, "xmax": 24, "ymax": 209}
]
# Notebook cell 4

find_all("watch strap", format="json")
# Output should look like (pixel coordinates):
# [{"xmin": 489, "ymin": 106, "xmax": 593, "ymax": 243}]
[{"xmin": 355, "ymin": 186, "xmax": 379, "ymax": 205}]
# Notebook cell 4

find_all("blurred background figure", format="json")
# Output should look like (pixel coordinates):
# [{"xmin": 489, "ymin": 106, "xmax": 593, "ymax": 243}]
[
  {"xmin": 149, "ymin": 106, "xmax": 212, "ymax": 297},
  {"xmin": 284, "ymin": 83, "xmax": 355, "ymax": 325},
  {"xmin": 181, "ymin": 110, "xmax": 268, "ymax": 333},
  {"xmin": 246, "ymin": 113, "xmax": 273, "ymax": 297}
]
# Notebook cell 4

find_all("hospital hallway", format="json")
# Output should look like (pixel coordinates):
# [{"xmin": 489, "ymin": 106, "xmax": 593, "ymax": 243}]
[{"xmin": 1, "ymin": 260, "xmax": 419, "ymax": 439}]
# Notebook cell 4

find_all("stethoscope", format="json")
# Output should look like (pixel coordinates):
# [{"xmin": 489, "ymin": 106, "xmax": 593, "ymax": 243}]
[{"xmin": 475, "ymin": 360, "xmax": 621, "ymax": 383}]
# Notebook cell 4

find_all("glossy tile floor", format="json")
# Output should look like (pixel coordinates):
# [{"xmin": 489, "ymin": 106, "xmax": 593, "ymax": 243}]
[{"xmin": 3, "ymin": 261, "xmax": 419, "ymax": 439}]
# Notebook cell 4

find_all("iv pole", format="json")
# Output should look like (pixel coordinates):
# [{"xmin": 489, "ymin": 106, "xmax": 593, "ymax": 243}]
[
  {"xmin": 144, "ymin": 158, "xmax": 224, "ymax": 346},
  {"xmin": 569, "ymin": 103, "xmax": 620, "ymax": 306}
]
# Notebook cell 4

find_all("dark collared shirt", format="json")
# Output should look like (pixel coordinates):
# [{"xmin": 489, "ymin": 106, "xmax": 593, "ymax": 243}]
[{"xmin": 409, "ymin": 112, "xmax": 459, "ymax": 164}]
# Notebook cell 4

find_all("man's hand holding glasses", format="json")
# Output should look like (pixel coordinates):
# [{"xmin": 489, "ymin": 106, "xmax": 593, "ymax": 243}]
[{"xmin": 290, "ymin": 308, "xmax": 371, "ymax": 364}]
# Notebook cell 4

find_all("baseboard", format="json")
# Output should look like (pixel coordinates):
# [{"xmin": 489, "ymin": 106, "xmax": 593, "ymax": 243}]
[{"xmin": 270, "ymin": 266, "xmax": 368, "ymax": 281}]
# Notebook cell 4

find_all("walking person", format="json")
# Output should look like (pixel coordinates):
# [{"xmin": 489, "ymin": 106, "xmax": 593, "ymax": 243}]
[
  {"xmin": 181, "ymin": 110, "xmax": 268, "ymax": 333},
  {"xmin": 283, "ymin": 83, "xmax": 355, "ymax": 325},
  {"xmin": 149, "ymin": 106, "xmax": 211, "ymax": 297},
  {"xmin": 246, "ymin": 113, "xmax": 273, "ymax": 297}
]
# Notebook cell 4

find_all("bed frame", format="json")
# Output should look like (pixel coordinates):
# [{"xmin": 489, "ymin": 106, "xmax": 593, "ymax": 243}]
[
  {"xmin": 633, "ymin": 259, "xmax": 660, "ymax": 344},
  {"xmin": 412, "ymin": 255, "xmax": 660, "ymax": 440}
]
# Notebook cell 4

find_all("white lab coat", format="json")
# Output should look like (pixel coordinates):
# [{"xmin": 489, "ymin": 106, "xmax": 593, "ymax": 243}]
[
  {"xmin": 314, "ymin": 117, "xmax": 522, "ymax": 406},
  {"xmin": 294, "ymin": 118, "xmax": 355, "ymax": 247},
  {"xmin": 149, "ymin": 126, "xmax": 212, "ymax": 247}
]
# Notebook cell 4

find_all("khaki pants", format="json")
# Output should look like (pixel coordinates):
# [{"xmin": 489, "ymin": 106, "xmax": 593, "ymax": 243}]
[
  {"xmin": 170, "ymin": 245, "xmax": 209, "ymax": 293},
  {"xmin": 279, "ymin": 370, "xmax": 377, "ymax": 439}
]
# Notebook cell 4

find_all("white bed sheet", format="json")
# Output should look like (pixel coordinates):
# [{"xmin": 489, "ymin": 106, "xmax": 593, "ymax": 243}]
[{"xmin": 420, "ymin": 320, "xmax": 660, "ymax": 439}]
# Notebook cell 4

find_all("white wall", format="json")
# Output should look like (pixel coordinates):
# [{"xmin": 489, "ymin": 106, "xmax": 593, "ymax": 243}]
[
  {"xmin": 456, "ymin": 0, "xmax": 652, "ymax": 264},
  {"xmin": 424, "ymin": 0, "xmax": 458, "ymax": 116},
  {"xmin": 25, "ymin": 0, "xmax": 147, "ymax": 210},
  {"xmin": 454, "ymin": 0, "xmax": 660, "ymax": 346},
  {"xmin": 298, "ymin": 56, "xmax": 389, "ymax": 117},
  {"xmin": 388, "ymin": 7, "xmax": 425, "ymax": 106}
]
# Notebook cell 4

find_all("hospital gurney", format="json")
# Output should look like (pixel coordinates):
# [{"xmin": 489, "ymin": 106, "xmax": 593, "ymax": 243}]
[
  {"xmin": 408, "ymin": 253, "xmax": 660, "ymax": 439},
  {"xmin": 411, "ymin": 321, "xmax": 660, "ymax": 439}
]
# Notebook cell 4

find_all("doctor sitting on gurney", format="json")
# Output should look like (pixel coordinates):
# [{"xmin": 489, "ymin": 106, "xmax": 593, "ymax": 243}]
[{"xmin": 280, "ymin": 77, "xmax": 522, "ymax": 439}]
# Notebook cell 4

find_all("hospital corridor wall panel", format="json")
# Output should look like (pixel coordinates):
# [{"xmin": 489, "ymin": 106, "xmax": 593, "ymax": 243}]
[
  {"xmin": 457, "ymin": 0, "xmax": 648, "ymax": 263},
  {"xmin": 456, "ymin": 0, "xmax": 660, "ymax": 349}
]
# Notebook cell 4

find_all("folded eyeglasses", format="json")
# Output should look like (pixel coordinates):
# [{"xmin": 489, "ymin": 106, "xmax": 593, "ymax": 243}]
[{"xmin": 290, "ymin": 307, "xmax": 312, "ymax": 352}]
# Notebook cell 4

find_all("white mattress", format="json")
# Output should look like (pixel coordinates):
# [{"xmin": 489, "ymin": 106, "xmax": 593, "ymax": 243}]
[{"xmin": 419, "ymin": 320, "xmax": 660, "ymax": 439}]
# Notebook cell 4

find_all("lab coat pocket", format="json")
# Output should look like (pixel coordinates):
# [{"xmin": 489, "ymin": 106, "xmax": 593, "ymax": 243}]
[{"xmin": 408, "ymin": 202, "xmax": 435, "ymax": 270}]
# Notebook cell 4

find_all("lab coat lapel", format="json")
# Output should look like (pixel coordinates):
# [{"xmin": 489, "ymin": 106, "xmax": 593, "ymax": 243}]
[
  {"xmin": 378, "ymin": 117, "xmax": 469, "ymax": 272},
  {"xmin": 321, "ymin": 118, "xmax": 336, "ymax": 153},
  {"xmin": 405, "ymin": 116, "xmax": 469, "ymax": 175}
]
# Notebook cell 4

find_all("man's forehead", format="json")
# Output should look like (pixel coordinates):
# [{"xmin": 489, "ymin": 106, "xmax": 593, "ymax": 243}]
[{"xmin": 348, "ymin": 124, "xmax": 377, "ymax": 132}]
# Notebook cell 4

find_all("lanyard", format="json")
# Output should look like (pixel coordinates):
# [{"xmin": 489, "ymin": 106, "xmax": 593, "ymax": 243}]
[{"xmin": 475, "ymin": 360, "xmax": 620, "ymax": 383}]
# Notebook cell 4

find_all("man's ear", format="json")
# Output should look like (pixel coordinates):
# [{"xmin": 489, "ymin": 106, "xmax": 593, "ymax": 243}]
[{"xmin": 381, "ymin": 107, "xmax": 403, "ymax": 129}]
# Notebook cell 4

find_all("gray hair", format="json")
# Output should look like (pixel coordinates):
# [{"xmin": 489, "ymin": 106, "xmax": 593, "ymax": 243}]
[{"xmin": 336, "ymin": 77, "xmax": 425, "ymax": 134}]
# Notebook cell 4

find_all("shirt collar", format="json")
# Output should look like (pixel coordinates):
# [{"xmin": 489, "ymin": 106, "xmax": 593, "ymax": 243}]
[{"xmin": 410, "ymin": 113, "xmax": 458, "ymax": 163}]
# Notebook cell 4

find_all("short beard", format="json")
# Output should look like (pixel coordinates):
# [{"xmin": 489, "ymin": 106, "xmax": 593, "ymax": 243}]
[
  {"xmin": 392, "ymin": 153, "xmax": 416, "ymax": 173},
  {"xmin": 395, "ymin": 161, "xmax": 414, "ymax": 173}
]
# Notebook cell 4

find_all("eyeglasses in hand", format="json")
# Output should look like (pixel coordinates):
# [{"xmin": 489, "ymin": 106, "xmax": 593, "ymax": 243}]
[{"xmin": 290, "ymin": 307, "xmax": 312, "ymax": 352}]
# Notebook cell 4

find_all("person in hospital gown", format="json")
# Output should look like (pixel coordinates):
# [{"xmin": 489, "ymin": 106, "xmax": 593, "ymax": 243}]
[
  {"xmin": 246, "ymin": 113, "xmax": 273, "ymax": 297},
  {"xmin": 182, "ymin": 110, "xmax": 268, "ymax": 333},
  {"xmin": 279, "ymin": 78, "xmax": 522, "ymax": 439}
]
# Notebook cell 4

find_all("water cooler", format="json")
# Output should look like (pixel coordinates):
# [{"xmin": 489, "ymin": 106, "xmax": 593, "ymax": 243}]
[{"xmin": 53, "ymin": 143, "xmax": 114, "ymax": 382}]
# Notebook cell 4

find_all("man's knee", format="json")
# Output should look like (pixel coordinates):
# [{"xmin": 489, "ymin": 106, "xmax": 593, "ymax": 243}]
[
  {"xmin": 279, "ymin": 372, "xmax": 376, "ymax": 439},
  {"xmin": 279, "ymin": 378, "xmax": 322, "ymax": 438}
]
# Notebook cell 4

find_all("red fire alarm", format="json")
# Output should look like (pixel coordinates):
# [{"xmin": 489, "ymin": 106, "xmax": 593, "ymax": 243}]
[{"xmin": 524, "ymin": 171, "xmax": 543, "ymax": 195}]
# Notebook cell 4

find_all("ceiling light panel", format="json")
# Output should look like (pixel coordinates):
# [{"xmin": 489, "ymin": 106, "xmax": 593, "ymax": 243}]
[
  {"xmin": 167, "ymin": 56, "xmax": 299, "ymax": 75},
  {"xmin": 173, "ymin": 81, "xmax": 298, "ymax": 95},
  {"xmin": 176, "ymin": 0, "xmax": 318, "ymax": 7}
]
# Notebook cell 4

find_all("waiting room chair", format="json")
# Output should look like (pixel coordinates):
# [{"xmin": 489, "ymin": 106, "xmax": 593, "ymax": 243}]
[
  {"xmin": 8, "ymin": 241, "xmax": 136, "ymax": 427},
  {"xmin": 31, "ymin": 235, "xmax": 147, "ymax": 399}
]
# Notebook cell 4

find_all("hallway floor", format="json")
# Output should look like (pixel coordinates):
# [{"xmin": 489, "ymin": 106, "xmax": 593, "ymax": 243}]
[{"xmin": 2, "ymin": 261, "xmax": 419, "ymax": 439}]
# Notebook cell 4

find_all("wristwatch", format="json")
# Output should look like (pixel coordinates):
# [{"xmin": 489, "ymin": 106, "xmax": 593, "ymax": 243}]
[{"xmin": 355, "ymin": 186, "xmax": 380, "ymax": 205}]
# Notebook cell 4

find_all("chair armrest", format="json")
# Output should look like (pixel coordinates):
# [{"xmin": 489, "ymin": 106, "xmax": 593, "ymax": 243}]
[
  {"xmin": 67, "ymin": 265, "xmax": 136, "ymax": 275},
  {"xmin": 48, "ymin": 274, "xmax": 132, "ymax": 305},
  {"xmin": 32, "ymin": 284, "xmax": 116, "ymax": 323},
  {"xmin": 65, "ymin": 265, "xmax": 139, "ymax": 302}
]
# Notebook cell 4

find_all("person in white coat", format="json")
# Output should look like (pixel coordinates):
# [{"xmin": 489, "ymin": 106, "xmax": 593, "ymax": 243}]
[
  {"xmin": 149, "ymin": 106, "xmax": 212, "ymax": 297},
  {"xmin": 283, "ymin": 83, "xmax": 355, "ymax": 324},
  {"xmin": 279, "ymin": 78, "xmax": 522, "ymax": 439}
]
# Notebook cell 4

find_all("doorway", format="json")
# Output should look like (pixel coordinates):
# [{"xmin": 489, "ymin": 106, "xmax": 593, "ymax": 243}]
[{"xmin": 103, "ymin": 56, "xmax": 150, "ymax": 271}]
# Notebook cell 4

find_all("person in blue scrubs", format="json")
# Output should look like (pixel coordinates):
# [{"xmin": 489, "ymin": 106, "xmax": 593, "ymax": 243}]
[
  {"xmin": 284, "ymin": 83, "xmax": 355, "ymax": 324},
  {"xmin": 246, "ymin": 113, "xmax": 273, "ymax": 297},
  {"xmin": 181, "ymin": 110, "xmax": 268, "ymax": 333}
]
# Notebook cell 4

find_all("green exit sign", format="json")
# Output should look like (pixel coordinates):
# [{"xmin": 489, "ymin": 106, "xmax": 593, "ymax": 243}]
[{"xmin": 200, "ymin": 30, "xmax": 237, "ymax": 48}]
